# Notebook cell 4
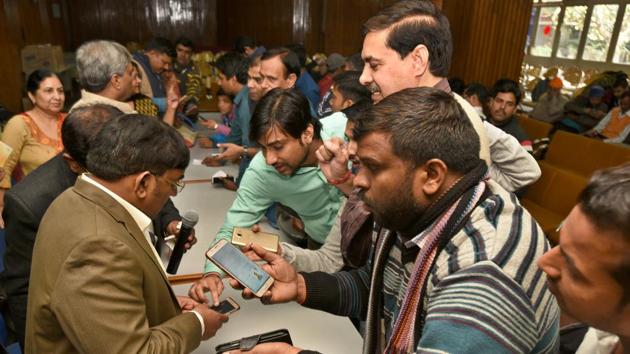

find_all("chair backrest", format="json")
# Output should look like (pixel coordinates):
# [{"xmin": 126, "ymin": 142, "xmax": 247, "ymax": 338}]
[
  {"xmin": 545, "ymin": 130, "xmax": 630, "ymax": 177},
  {"xmin": 524, "ymin": 161, "xmax": 588, "ymax": 217},
  {"xmin": 517, "ymin": 114, "xmax": 553, "ymax": 142}
]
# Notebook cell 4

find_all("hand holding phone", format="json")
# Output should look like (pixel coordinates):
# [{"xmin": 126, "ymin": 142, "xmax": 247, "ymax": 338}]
[
  {"xmin": 211, "ymin": 297, "xmax": 240, "ymax": 315},
  {"xmin": 193, "ymin": 302, "xmax": 229, "ymax": 340},
  {"xmin": 206, "ymin": 240, "xmax": 274, "ymax": 297},
  {"xmin": 230, "ymin": 243, "xmax": 305, "ymax": 304}
]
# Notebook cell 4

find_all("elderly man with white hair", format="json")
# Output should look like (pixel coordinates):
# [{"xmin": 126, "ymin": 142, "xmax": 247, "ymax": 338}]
[{"xmin": 70, "ymin": 40, "xmax": 137, "ymax": 113}]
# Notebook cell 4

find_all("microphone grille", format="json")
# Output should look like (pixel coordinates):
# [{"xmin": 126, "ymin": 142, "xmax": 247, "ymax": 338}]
[{"xmin": 181, "ymin": 210, "xmax": 199, "ymax": 227}]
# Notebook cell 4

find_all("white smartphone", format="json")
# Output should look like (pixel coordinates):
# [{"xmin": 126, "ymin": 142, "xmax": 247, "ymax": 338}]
[{"xmin": 206, "ymin": 239, "xmax": 274, "ymax": 297}]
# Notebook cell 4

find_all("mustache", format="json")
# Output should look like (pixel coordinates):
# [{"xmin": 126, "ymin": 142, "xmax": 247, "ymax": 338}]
[
  {"xmin": 356, "ymin": 189, "xmax": 370, "ymax": 206},
  {"xmin": 367, "ymin": 83, "xmax": 380, "ymax": 94}
]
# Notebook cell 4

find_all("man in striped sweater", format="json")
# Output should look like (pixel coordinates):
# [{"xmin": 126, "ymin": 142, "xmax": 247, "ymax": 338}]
[{"xmin": 231, "ymin": 88, "xmax": 559, "ymax": 354}]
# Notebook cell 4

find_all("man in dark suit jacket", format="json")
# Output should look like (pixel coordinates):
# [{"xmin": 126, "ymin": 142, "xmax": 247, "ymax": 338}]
[{"xmin": 1, "ymin": 105, "xmax": 187, "ymax": 348}]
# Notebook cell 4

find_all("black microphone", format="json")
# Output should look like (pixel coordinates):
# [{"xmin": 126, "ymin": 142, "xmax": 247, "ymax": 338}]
[{"xmin": 166, "ymin": 210, "xmax": 199, "ymax": 274}]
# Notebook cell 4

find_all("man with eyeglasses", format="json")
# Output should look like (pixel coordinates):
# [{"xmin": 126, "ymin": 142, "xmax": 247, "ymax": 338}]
[
  {"xmin": 2, "ymin": 106, "xmax": 196, "ymax": 349},
  {"xmin": 487, "ymin": 78, "xmax": 533, "ymax": 152},
  {"xmin": 26, "ymin": 114, "xmax": 226, "ymax": 353}
]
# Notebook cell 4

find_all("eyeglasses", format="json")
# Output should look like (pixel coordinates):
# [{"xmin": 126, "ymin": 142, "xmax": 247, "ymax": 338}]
[{"xmin": 152, "ymin": 173, "xmax": 185, "ymax": 193}]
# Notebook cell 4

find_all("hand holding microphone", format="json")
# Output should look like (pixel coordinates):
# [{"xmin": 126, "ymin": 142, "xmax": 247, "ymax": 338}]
[{"xmin": 167, "ymin": 210, "xmax": 199, "ymax": 274}]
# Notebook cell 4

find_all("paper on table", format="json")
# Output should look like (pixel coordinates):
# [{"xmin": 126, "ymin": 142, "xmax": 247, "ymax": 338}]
[
  {"xmin": 0, "ymin": 142, "xmax": 13, "ymax": 167},
  {"xmin": 212, "ymin": 170, "xmax": 228, "ymax": 179},
  {"xmin": 192, "ymin": 159, "xmax": 203, "ymax": 166}
]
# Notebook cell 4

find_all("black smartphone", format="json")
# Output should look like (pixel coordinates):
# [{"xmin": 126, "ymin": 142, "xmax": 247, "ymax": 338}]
[{"xmin": 211, "ymin": 297, "xmax": 240, "ymax": 315}]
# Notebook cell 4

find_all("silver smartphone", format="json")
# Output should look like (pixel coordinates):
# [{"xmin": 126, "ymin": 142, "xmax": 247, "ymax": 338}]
[{"xmin": 206, "ymin": 239, "xmax": 274, "ymax": 297}]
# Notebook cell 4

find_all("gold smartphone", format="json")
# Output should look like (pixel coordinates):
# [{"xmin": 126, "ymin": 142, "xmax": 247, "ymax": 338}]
[
  {"xmin": 231, "ymin": 227, "xmax": 279, "ymax": 253},
  {"xmin": 206, "ymin": 239, "xmax": 274, "ymax": 297},
  {"xmin": 211, "ymin": 297, "xmax": 240, "ymax": 315}
]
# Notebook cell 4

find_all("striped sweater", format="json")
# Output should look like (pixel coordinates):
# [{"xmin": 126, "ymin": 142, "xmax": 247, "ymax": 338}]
[{"xmin": 301, "ymin": 180, "xmax": 559, "ymax": 353}]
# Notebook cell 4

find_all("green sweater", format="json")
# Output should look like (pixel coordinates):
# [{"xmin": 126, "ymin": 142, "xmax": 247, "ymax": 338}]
[{"xmin": 204, "ymin": 114, "xmax": 347, "ymax": 274}]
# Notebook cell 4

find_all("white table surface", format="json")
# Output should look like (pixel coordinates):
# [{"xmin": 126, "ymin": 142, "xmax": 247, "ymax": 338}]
[{"xmin": 171, "ymin": 144, "xmax": 363, "ymax": 354}]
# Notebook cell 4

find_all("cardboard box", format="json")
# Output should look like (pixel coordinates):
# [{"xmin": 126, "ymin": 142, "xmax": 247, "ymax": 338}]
[{"xmin": 21, "ymin": 44, "xmax": 65, "ymax": 74}]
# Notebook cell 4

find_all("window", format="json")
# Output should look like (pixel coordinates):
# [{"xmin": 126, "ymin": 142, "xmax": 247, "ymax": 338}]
[
  {"xmin": 531, "ymin": 6, "xmax": 561, "ymax": 57},
  {"xmin": 583, "ymin": 4, "xmax": 619, "ymax": 62},
  {"xmin": 613, "ymin": 5, "xmax": 630, "ymax": 64},
  {"xmin": 557, "ymin": 6, "xmax": 587, "ymax": 59}
]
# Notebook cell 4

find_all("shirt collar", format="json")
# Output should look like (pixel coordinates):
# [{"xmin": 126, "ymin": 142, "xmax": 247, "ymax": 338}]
[
  {"xmin": 433, "ymin": 78, "xmax": 451, "ymax": 93},
  {"xmin": 78, "ymin": 90, "xmax": 137, "ymax": 114},
  {"xmin": 403, "ymin": 218, "xmax": 440, "ymax": 249},
  {"xmin": 234, "ymin": 86, "xmax": 249, "ymax": 105},
  {"xmin": 80, "ymin": 174, "xmax": 152, "ymax": 234}
]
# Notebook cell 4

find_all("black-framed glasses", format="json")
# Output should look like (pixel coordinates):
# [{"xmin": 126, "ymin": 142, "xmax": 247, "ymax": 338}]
[{"xmin": 152, "ymin": 173, "xmax": 185, "ymax": 193}]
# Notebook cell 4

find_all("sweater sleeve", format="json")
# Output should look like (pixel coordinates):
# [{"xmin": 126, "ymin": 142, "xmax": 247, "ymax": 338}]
[
  {"xmin": 416, "ymin": 261, "xmax": 559, "ymax": 353},
  {"xmin": 1, "ymin": 115, "xmax": 28, "ymax": 188},
  {"xmin": 485, "ymin": 122, "xmax": 541, "ymax": 192},
  {"xmin": 281, "ymin": 199, "xmax": 345, "ymax": 273},
  {"xmin": 300, "ymin": 263, "xmax": 371, "ymax": 320},
  {"xmin": 605, "ymin": 122, "xmax": 630, "ymax": 143}
]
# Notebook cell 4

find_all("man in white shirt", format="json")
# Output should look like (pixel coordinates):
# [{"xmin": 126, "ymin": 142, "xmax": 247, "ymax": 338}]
[{"xmin": 26, "ymin": 114, "xmax": 227, "ymax": 354}]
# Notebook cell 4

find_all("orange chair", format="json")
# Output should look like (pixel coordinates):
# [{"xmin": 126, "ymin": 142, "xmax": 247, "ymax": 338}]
[
  {"xmin": 517, "ymin": 114, "xmax": 553, "ymax": 143},
  {"xmin": 545, "ymin": 130, "xmax": 630, "ymax": 177},
  {"xmin": 521, "ymin": 161, "xmax": 588, "ymax": 244}
]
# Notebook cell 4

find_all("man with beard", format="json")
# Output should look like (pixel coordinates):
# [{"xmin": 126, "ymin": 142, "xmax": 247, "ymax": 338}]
[
  {"xmin": 188, "ymin": 88, "xmax": 345, "ymax": 306},
  {"xmin": 227, "ymin": 88, "xmax": 559, "ymax": 354}
]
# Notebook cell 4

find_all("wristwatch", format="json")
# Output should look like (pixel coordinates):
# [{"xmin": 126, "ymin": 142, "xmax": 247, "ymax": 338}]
[{"xmin": 241, "ymin": 144, "xmax": 248, "ymax": 159}]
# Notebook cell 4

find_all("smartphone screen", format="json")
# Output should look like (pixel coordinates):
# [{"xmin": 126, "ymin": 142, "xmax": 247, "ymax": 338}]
[
  {"xmin": 211, "ymin": 298, "xmax": 239, "ymax": 315},
  {"xmin": 209, "ymin": 242, "xmax": 272, "ymax": 294}
]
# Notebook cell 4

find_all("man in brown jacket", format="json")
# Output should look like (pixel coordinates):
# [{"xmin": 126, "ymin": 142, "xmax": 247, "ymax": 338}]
[{"xmin": 26, "ymin": 114, "xmax": 227, "ymax": 354}]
